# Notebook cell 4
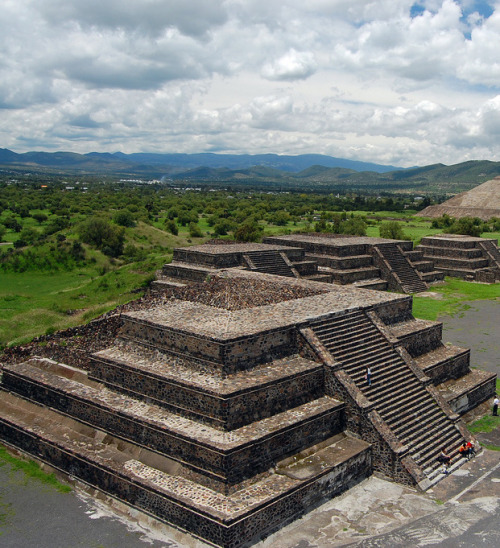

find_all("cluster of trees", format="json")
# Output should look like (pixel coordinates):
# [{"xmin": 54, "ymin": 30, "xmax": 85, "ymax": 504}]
[
  {"xmin": 431, "ymin": 215, "xmax": 500, "ymax": 237},
  {"xmin": 0, "ymin": 180, "xmax": 422, "ymax": 248},
  {"xmin": 0, "ymin": 178, "xmax": 496, "ymax": 273},
  {"xmin": 313, "ymin": 213, "xmax": 367, "ymax": 236}
]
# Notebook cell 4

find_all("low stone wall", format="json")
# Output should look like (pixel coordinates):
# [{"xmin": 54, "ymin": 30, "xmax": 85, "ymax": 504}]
[
  {"xmin": 173, "ymin": 248, "xmax": 241, "ymax": 268},
  {"xmin": 372, "ymin": 299, "xmax": 413, "ymax": 325},
  {"xmin": 431, "ymin": 257, "xmax": 488, "ymax": 269},
  {"xmin": 162, "ymin": 263, "xmax": 214, "ymax": 281},
  {"xmin": 398, "ymin": 323, "xmax": 443, "ymax": 357},
  {"xmin": 419, "ymin": 237, "xmax": 483, "ymax": 249},
  {"xmin": 293, "ymin": 260, "xmax": 318, "ymax": 276},
  {"xmin": 423, "ymin": 349, "xmax": 471, "ymax": 385}
]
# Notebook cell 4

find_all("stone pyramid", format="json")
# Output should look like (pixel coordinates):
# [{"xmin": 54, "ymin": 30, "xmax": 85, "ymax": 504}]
[{"xmin": 419, "ymin": 176, "xmax": 500, "ymax": 220}]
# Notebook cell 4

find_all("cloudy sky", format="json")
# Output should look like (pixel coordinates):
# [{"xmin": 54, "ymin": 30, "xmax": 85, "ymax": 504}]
[{"xmin": 2, "ymin": 0, "xmax": 500, "ymax": 167}]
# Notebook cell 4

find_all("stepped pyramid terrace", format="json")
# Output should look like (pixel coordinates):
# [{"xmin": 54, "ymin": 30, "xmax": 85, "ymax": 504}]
[
  {"xmin": 415, "ymin": 234, "xmax": 500, "ymax": 283},
  {"xmin": 0, "ymin": 265, "xmax": 495, "ymax": 547},
  {"xmin": 158, "ymin": 235, "xmax": 445, "ymax": 296}
]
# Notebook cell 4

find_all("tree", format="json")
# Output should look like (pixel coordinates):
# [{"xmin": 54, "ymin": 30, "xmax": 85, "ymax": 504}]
[
  {"xmin": 18, "ymin": 227, "xmax": 39, "ymax": 245},
  {"xmin": 113, "ymin": 210, "xmax": 135, "ymax": 227},
  {"xmin": 213, "ymin": 219, "xmax": 234, "ymax": 236},
  {"xmin": 78, "ymin": 217, "xmax": 125, "ymax": 257},
  {"xmin": 165, "ymin": 219, "xmax": 178, "ymax": 235},
  {"xmin": 189, "ymin": 222, "xmax": 203, "ymax": 238},
  {"xmin": 32, "ymin": 212, "xmax": 48, "ymax": 224},
  {"xmin": 234, "ymin": 220, "xmax": 262, "ymax": 242},
  {"xmin": 342, "ymin": 217, "xmax": 367, "ymax": 236},
  {"xmin": 273, "ymin": 211, "xmax": 291, "ymax": 226},
  {"xmin": 44, "ymin": 216, "xmax": 70, "ymax": 235},
  {"xmin": 444, "ymin": 217, "xmax": 483, "ymax": 237},
  {"xmin": 3, "ymin": 216, "xmax": 22, "ymax": 232},
  {"xmin": 379, "ymin": 221, "xmax": 406, "ymax": 240}
]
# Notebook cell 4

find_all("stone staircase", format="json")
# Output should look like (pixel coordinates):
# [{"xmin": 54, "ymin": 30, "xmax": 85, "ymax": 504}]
[
  {"xmin": 374, "ymin": 244, "xmax": 428, "ymax": 293},
  {"xmin": 309, "ymin": 310, "xmax": 465, "ymax": 481},
  {"xmin": 243, "ymin": 250, "xmax": 297, "ymax": 277},
  {"xmin": 403, "ymin": 249, "xmax": 445, "ymax": 284},
  {"xmin": 478, "ymin": 240, "xmax": 500, "ymax": 280}
]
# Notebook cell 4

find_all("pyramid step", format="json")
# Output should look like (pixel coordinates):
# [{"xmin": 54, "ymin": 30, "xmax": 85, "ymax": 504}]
[
  {"xmin": 316, "ymin": 323, "xmax": 376, "ymax": 343},
  {"xmin": 373, "ymin": 383, "xmax": 427, "ymax": 414},
  {"xmin": 2, "ymin": 361, "xmax": 344, "ymax": 488},
  {"xmin": 389, "ymin": 399, "xmax": 440, "ymax": 432},
  {"xmin": 411, "ymin": 422, "xmax": 461, "ymax": 461},
  {"xmin": 347, "ymin": 358, "xmax": 406, "ymax": 381},
  {"xmin": 363, "ymin": 376, "xmax": 420, "ymax": 405},
  {"xmin": 0, "ymin": 390, "xmax": 371, "ymax": 548},
  {"xmin": 336, "ymin": 347, "xmax": 399, "ymax": 368},
  {"xmin": 32, "ymin": 346, "xmax": 326, "ymax": 431},
  {"xmin": 325, "ymin": 339, "xmax": 389, "ymax": 360},
  {"xmin": 415, "ymin": 430, "xmax": 464, "ymax": 470},
  {"xmin": 381, "ymin": 397, "xmax": 440, "ymax": 428},
  {"xmin": 311, "ymin": 313, "xmax": 367, "ymax": 332},
  {"xmin": 396, "ymin": 411, "xmax": 449, "ymax": 446}
]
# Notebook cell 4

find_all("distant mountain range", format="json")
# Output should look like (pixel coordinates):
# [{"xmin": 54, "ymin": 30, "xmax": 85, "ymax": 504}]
[
  {"xmin": 0, "ymin": 148, "xmax": 400, "ymax": 174},
  {"xmin": 1, "ymin": 148, "xmax": 500, "ymax": 194}
]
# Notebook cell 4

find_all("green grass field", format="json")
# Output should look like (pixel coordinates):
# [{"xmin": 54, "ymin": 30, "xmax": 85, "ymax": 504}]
[
  {"xmin": 412, "ymin": 278, "xmax": 500, "ymax": 321},
  {"xmin": 0, "ymin": 266, "xmax": 155, "ymax": 347}
]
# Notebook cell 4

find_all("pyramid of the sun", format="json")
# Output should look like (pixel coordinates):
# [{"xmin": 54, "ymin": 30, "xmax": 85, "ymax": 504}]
[{"xmin": 419, "ymin": 177, "xmax": 500, "ymax": 220}]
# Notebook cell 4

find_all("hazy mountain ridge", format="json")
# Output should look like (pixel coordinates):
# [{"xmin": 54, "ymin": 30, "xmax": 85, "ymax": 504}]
[
  {"xmin": 1, "ymin": 148, "xmax": 500, "ymax": 194},
  {"xmin": 0, "ymin": 149, "xmax": 400, "ymax": 173}
]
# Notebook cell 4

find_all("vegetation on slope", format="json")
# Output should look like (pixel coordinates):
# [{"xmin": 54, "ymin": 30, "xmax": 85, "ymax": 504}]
[{"xmin": 1, "ymin": 176, "xmax": 499, "ymax": 348}]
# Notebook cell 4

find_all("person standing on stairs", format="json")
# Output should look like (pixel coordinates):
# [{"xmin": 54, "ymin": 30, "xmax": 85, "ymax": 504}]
[{"xmin": 365, "ymin": 367, "xmax": 372, "ymax": 386}]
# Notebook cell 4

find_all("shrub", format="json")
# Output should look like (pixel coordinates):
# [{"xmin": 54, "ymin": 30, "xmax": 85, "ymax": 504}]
[
  {"xmin": 379, "ymin": 221, "xmax": 407, "ymax": 240},
  {"xmin": 164, "ymin": 219, "xmax": 178, "ymax": 235},
  {"xmin": 234, "ymin": 220, "xmax": 262, "ymax": 242},
  {"xmin": 189, "ymin": 222, "xmax": 203, "ymax": 238},
  {"xmin": 78, "ymin": 217, "xmax": 125, "ymax": 257},
  {"xmin": 3, "ymin": 216, "xmax": 22, "ymax": 232},
  {"xmin": 113, "ymin": 210, "xmax": 136, "ymax": 227},
  {"xmin": 32, "ymin": 212, "xmax": 48, "ymax": 224},
  {"xmin": 44, "ymin": 216, "xmax": 70, "ymax": 235},
  {"xmin": 213, "ymin": 219, "xmax": 234, "ymax": 236},
  {"xmin": 342, "ymin": 217, "xmax": 367, "ymax": 236},
  {"xmin": 444, "ymin": 217, "xmax": 484, "ymax": 237}
]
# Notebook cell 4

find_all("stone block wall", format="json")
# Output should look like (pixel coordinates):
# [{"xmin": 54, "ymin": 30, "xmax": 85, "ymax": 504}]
[
  {"xmin": 89, "ymin": 351, "xmax": 325, "ymax": 430},
  {"xmin": 119, "ymin": 318, "xmax": 299, "ymax": 373},
  {"xmin": 423, "ymin": 349, "xmax": 471, "ymax": 384},
  {"xmin": 446, "ymin": 375, "xmax": 497, "ymax": 415},
  {"xmin": 398, "ymin": 323, "xmax": 443, "ymax": 357}
]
